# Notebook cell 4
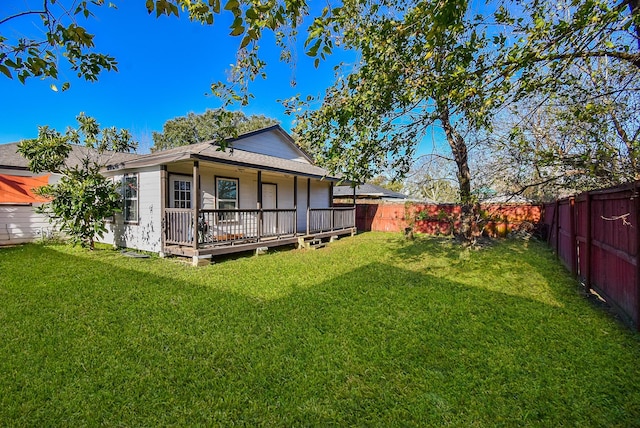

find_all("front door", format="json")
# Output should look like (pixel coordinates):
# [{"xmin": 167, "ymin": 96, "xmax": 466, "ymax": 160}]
[{"xmin": 262, "ymin": 183, "xmax": 277, "ymax": 235}]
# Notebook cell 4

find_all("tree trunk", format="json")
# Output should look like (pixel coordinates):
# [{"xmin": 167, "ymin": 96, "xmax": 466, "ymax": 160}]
[{"xmin": 438, "ymin": 100, "xmax": 475, "ymax": 244}]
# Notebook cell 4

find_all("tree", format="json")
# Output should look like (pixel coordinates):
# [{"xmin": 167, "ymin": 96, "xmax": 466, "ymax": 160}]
[
  {"xmin": 485, "ymin": 1, "xmax": 640, "ymax": 198},
  {"xmin": 5, "ymin": 0, "xmax": 640, "ymax": 241},
  {"xmin": 404, "ymin": 156, "xmax": 460, "ymax": 203},
  {"xmin": 485, "ymin": 63, "xmax": 640, "ymax": 200},
  {"xmin": 151, "ymin": 109, "xmax": 278, "ymax": 151},
  {"xmin": 17, "ymin": 113, "xmax": 137, "ymax": 249},
  {"xmin": 0, "ymin": 1, "xmax": 119, "ymax": 90},
  {"xmin": 369, "ymin": 175, "xmax": 405, "ymax": 194},
  {"xmin": 288, "ymin": 0, "xmax": 503, "ymax": 243}
]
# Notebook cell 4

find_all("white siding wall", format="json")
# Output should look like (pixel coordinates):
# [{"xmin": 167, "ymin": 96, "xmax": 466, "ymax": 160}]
[
  {"xmin": 296, "ymin": 180, "xmax": 308, "ymax": 232},
  {"xmin": 0, "ymin": 204, "xmax": 56, "ymax": 245},
  {"xmin": 310, "ymin": 180, "xmax": 331, "ymax": 208},
  {"xmin": 102, "ymin": 167, "xmax": 162, "ymax": 253},
  {"xmin": 231, "ymin": 131, "xmax": 309, "ymax": 163},
  {"xmin": 293, "ymin": 178, "xmax": 332, "ymax": 232},
  {"xmin": 0, "ymin": 172, "xmax": 62, "ymax": 245}
]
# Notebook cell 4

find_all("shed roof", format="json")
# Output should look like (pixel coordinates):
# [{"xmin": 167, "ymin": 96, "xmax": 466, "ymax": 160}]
[{"xmin": 0, "ymin": 174, "xmax": 51, "ymax": 204}]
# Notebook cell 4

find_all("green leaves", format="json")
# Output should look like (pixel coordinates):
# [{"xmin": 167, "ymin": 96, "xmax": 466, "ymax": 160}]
[
  {"xmin": 151, "ymin": 108, "xmax": 278, "ymax": 152},
  {"xmin": 1, "ymin": 2, "xmax": 118, "ymax": 88},
  {"xmin": 17, "ymin": 114, "xmax": 138, "ymax": 248}
]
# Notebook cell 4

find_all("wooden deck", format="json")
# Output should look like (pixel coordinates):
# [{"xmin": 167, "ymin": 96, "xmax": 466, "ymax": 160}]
[
  {"xmin": 164, "ymin": 228, "xmax": 356, "ymax": 258},
  {"xmin": 162, "ymin": 206, "xmax": 357, "ymax": 261}
]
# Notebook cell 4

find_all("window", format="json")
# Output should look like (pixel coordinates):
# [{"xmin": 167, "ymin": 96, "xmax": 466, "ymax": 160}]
[
  {"xmin": 123, "ymin": 174, "xmax": 138, "ymax": 223},
  {"xmin": 173, "ymin": 179, "xmax": 192, "ymax": 208},
  {"xmin": 216, "ymin": 177, "xmax": 238, "ymax": 221}
]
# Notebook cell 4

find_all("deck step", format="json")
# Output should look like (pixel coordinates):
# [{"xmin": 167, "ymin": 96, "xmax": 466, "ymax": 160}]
[
  {"xmin": 297, "ymin": 236, "xmax": 327, "ymax": 250},
  {"xmin": 308, "ymin": 238, "xmax": 326, "ymax": 250}
]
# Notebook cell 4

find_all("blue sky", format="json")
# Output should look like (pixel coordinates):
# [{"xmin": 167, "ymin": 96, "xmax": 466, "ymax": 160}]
[{"xmin": 0, "ymin": 1, "xmax": 350, "ymax": 152}]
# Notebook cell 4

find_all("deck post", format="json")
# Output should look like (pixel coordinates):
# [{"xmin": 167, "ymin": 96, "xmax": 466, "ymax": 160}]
[
  {"xmin": 192, "ymin": 161, "xmax": 200, "ymax": 251},
  {"xmin": 330, "ymin": 182, "xmax": 334, "ymax": 207},
  {"xmin": 293, "ymin": 176, "xmax": 298, "ymax": 234},
  {"xmin": 306, "ymin": 178, "xmax": 311, "ymax": 235},
  {"xmin": 330, "ymin": 182, "xmax": 334, "ymax": 231},
  {"xmin": 257, "ymin": 171, "xmax": 262, "ymax": 240},
  {"xmin": 353, "ymin": 186, "xmax": 357, "ymax": 231}
]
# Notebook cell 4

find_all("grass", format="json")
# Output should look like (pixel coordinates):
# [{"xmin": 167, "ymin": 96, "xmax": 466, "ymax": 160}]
[{"xmin": 1, "ymin": 232, "xmax": 639, "ymax": 426}]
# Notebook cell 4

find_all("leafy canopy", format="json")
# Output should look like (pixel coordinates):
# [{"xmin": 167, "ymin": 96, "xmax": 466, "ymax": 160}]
[
  {"xmin": 17, "ymin": 113, "xmax": 137, "ymax": 249},
  {"xmin": 151, "ymin": 109, "xmax": 278, "ymax": 152}
]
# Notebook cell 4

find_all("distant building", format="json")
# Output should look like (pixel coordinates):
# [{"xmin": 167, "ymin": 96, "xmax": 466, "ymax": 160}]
[{"xmin": 333, "ymin": 183, "xmax": 409, "ymax": 203}]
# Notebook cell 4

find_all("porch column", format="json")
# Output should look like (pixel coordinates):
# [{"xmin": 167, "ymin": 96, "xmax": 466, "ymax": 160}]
[
  {"xmin": 293, "ymin": 176, "xmax": 298, "ymax": 234},
  {"xmin": 160, "ymin": 165, "xmax": 168, "ymax": 256},
  {"xmin": 306, "ymin": 178, "xmax": 311, "ymax": 235},
  {"xmin": 353, "ymin": 185, "xmax": 357, "ymax": 231},
  {"xmin": 330, "ymin": 182, "xmax": 334, "ymax": 207},
  {"xmin": 192, "ymin": 160, "xmax": 200, "ymax": 251},
  {"xmin": 329, "ymin": 181, "xmax": 335, "ymax": 231},
  {"xmin": 257, "ymin": 170, "xmax": 263, "ymax": 239}
]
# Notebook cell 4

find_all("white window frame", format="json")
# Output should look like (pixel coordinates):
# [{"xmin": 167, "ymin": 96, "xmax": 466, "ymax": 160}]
[
  {"xmin": 171, "ymin": 177, "xmax": 192, "ymax": 209},
  {"xmin": 123, "ymin": 173, "xmax": 139, "ymax": 224},
  {"xmin": 216, "ymin": 177, "xmax": 239, "ymax": 222}
]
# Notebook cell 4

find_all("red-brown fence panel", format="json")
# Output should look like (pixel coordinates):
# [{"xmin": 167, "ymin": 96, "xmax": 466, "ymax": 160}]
[{"xmin": 543, "ymin": 182, "xmax": 640, "ymax": 329}]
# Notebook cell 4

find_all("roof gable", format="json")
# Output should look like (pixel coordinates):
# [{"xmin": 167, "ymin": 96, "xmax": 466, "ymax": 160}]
[
  {"xmin": 105, "ymin": 126, "xmax": 342, "ymax": 181},
  {"xmin": 227, "ymin": 125, "xmax": 312, "ymax": 163}
]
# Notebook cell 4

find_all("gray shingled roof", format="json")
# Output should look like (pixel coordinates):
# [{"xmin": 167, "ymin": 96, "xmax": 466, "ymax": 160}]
[
  {"xmin": 0, "ymin": 142, "xmax": 140, "ymax": 170},
  {"xmin": 106, "ymin": 141, "xmax": 344, "ymax": 181},
  {"xmin": 333, "ymin": 183, "xmax": 408, "ymax": 199}
]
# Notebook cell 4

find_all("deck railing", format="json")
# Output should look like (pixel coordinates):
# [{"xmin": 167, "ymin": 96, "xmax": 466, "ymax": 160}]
[
  {"xmin": 165, "ymin": 206, "xmax": 355, "ymax": 247},
  {"xmin": 165, "ymin": 208, "xmax": 193, "ymax": 246},
  {"xmin": 165, "ymin": 208, "xmax": 298, "ymax": 246},
  {"xmin": 308, "ymin": 207, "xmax": 356, "ymax": 234}
]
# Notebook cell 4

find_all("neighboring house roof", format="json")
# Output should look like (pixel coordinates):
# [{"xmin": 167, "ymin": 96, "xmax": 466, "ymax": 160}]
[
  {"xmin": 0, "ymin": 174, "xmax": 51, "ymax": 204},
  {"xmin": 105, "ymin": 127, "xmax": 344, "ymax": 181},
  {"xmin": 0, "ymin": 142, "xmax": 140, "ymax": 171},
  {"xmin": 333, "ymin": 183, "xmax": 408, "ymax": 199}
]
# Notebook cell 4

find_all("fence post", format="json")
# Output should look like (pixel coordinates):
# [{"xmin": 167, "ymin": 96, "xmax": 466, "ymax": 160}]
[
  {"xmin": 585, "ymin": 191, "xmax": 592, "ymax": 293},
  {"xmin": 554, "ymin": 199, "xmax": 560, "ymax": 257},
  {"xmin": 569, "ymin": 197, "xmax": 577, "ymax": 276},
  {"xmin": 635, "ymin": 183, "xmax": 640, "ymax": 331}
]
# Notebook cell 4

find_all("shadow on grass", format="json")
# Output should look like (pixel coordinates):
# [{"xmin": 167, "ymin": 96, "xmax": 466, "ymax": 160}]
[{"xmin": 1, "ymin": 242, "xmax": 639, "ymax": 426}]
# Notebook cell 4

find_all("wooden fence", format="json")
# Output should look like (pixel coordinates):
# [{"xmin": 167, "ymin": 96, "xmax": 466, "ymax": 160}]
[
  {"xmin": 542, "ymin": 182, "xmax": 640, "ymax": 329},
  {"xmin": 352, "ymin": 202, "xmax": 542, "ymax": 237}
]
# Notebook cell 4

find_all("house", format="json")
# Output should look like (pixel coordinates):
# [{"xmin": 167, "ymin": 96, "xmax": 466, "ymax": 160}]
[
  {"xmin": 0, "ymin": 173, "xmax": 53, "ymax": 244},
  {"xmin": 333, "ymin": 183, "xmax": 409, "ymax": 203},
  {"xmin": 101, "ymin": 125, "xmax": 356, "ymax": 264},
  {"xmin": 0, "ymin": 142, "xmax": 139, "ymax": 245}
]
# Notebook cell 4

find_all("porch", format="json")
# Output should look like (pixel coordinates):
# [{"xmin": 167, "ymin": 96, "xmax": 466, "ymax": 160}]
[{"xmin": 162, "ymin": 206, "xmax": 356, "ymax": 258}]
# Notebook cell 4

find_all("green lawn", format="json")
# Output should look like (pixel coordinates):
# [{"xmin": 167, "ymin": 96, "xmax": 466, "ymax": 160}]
[{"xmin": 1, "ymin": 233, "xmax": 639, "ymax": 426}]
